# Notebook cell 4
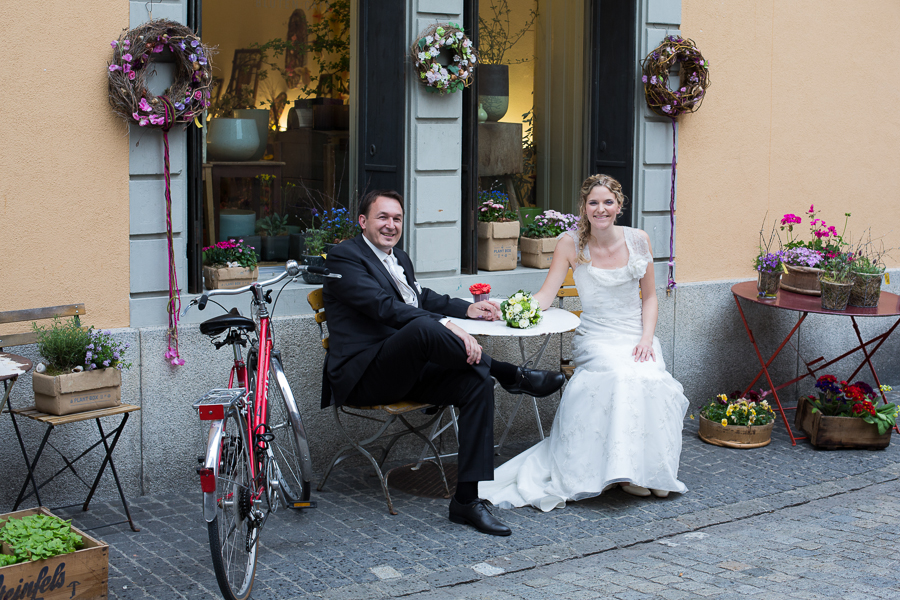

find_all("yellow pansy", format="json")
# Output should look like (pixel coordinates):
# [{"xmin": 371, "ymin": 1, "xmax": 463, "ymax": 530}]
[{"xmin": 721, "ymin": 419, "xmax": 728, "ymax": 427}]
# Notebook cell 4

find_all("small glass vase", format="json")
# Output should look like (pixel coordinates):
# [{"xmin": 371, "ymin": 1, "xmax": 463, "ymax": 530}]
[
  {"xmin": 472, "ymin": 293, "xmax": 490, "ymax": 303},
  {"xmin": 757, "ymin": 270, "xmax": 781, "ymax": 299}
]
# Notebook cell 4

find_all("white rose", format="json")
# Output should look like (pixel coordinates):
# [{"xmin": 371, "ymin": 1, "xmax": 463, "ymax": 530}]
[
  {"xmin": 518, "ymin": 319, "xmax": 528, "ymax": 328},
  {"xmin": 513, "ymin": 304, "xmax": 522, "ymax": 314}
]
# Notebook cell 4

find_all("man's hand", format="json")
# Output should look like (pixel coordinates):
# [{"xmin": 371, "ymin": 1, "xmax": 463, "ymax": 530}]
[
  {"xmin": 467, "ymin": 300, "xmax": 501, "ymax": 321},
  {"xmin": 444, "ymin": 321, "xmax": 482, "ymax": 364}
]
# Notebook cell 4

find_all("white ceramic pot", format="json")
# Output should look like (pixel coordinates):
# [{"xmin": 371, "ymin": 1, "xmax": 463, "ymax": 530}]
[{"xmin": 207, "ymin": 118, "xmax": 259, "ymax": 162}]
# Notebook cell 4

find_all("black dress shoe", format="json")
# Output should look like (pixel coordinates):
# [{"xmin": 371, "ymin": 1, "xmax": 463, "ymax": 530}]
[
  {"xmin": 500, "ymin": 367, "xmax": 566, "ymax": 398},
  {"xmin": 449, "ymin": 497, "xmax": 511, "ymax": 536}
]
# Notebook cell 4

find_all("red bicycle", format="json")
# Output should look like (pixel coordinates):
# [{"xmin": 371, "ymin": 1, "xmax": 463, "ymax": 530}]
[{"xmin": 182, "ymin": 260, "xmax": 339, "ymax": 600}]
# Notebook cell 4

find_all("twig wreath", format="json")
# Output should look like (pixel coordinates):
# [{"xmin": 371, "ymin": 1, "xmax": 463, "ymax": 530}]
[
  {"xmin": 411, "ymin": 23, "xmax": 477, "ymax": 94},
  {"xmin": 107, "ymin": 19, "xmax": 216, "ymax": 367},
  {"xmin": 640, "ymin": 35, "xmax": 710, "ymax": 293}
]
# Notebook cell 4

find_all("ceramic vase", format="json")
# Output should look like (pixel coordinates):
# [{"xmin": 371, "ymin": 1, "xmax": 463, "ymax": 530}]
[
  {"xmin": 233, "ymin": 109, "xmax": 270, "ymax": 161},
  {"xmin": 206, "ymin": 118, "xmax": 260, "ymax": 162}
]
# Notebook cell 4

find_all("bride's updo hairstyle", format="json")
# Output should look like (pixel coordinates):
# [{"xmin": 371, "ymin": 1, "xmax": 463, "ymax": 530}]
[{"xmin": 575, "ymin": 174, "xmax": 627, "ymax": 263}]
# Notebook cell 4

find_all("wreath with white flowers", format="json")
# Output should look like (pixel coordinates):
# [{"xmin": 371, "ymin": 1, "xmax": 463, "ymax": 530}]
[
  {"xmin": 107, "ymin": 19, "xmax": 215, "ymax": 129},
  {"xmin": 411, "ymin": 23, "xmax": 477, "ymax": 94},
  {"xmin": 640, "ymin": 35, "xmax": 709, "ymax": 118}
]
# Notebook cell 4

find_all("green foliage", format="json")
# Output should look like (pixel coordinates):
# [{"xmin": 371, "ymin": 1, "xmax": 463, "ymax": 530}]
[
  {"xmin": 303, "ymin": 228, "xmax": 329, "ymax": 256},
  {"xmin": 257, "ymin": 213, "xmax": 290, "ymax": 236},
  {"xmin": 807, "ymin": 376, "xmax": 898, "ymax": 436},
  {"xmin": 0, "ymin": 514, "xmax": 83, "ymax": 564},
  {"xmin": 521, "ymin": 210, "xmax": 578, "ymax": 239},
  {"xmin": 820, "ymin": 253, "xmax": 855, "ymax": 284},
  {"xmin": 202, "ymin": 238, "xmax": 259, "ymax": 269},
  {"xmin": 32, "ymin": 317, "xmax": 92, "ymax": 375},
  {"xmin": 701, "ymin": 392, "xmax": 776, "ymax": 427},
  {"xmin": 851, "ymin": 256, "xmax": 884, "ymax": 275},
  {"xmin": 0, "ymin": 553, "xmax": 16, "ymax": 566},
  {"xmin": 477, "ymin": 190, "xmax": 517, "ymax": 222}
]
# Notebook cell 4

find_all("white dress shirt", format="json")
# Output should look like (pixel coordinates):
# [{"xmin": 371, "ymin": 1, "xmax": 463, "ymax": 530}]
[{"xmin": 362, "ymin": 235, "xmax": 419, "ymax": 307}]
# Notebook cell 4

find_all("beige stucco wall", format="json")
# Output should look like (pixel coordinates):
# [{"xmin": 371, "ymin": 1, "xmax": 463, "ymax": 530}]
[
  {"xmin": 1, "ymin": 2, "xmax": 130, "ymax": 329},
  {"xmin": 678, "ymin": 0, "xmax": 900, "ymax": 282}
]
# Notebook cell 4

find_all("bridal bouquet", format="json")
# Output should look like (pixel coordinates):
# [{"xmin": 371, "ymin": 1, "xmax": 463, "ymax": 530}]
[{"xmin": 500, "ymin": 290, "xmax": 542, "ymax": 329}]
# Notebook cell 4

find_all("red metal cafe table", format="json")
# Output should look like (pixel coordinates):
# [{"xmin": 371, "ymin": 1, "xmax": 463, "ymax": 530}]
[{"xmin": 731, "ymin": 281, "xmax": 900, "ymax": 445}]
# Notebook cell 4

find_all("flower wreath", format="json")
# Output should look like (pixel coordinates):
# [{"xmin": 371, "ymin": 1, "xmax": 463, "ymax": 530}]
[
  {"xmin": 411, "ymin": 23, "xmax": 477, "ymax": 94},
  {"xmin": 640, "ymin": 35, "xmax": 709, "ymax": 118},
  {"xmin": 107, "ymin": 19, "xmax": 215, "ymax": 129}
]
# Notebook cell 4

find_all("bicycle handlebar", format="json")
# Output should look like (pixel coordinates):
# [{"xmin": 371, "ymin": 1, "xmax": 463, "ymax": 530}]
[{"xmin": 181, "ymin": 260, "xmax": 341, "ymax": 317}]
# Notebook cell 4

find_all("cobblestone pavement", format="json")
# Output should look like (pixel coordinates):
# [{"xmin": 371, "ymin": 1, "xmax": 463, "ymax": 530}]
[{"xmin": 50, "ymin": 413, "xmax": 900, "ymax": 600}]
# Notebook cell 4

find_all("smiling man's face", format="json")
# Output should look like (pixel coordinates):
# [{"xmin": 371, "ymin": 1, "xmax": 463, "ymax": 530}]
[{"xmin": 360, "ymin": 195, "xmax": 404, "ymax": 253}]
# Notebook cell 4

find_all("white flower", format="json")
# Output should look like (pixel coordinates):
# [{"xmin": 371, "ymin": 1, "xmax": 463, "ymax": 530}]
[
  {"xmin": 518, "ymin": 319, "xmax": 528, "ymax": 328},
  {"xmin": 418, "ymin": 52, "xmax": 427, "ymax": 60},
  {"xmin": 425, "ymin": 35, "xmax": 434, "ymax": 44},
  {"xmin": 513, "ymin": 304, "xmax": 522, "ymax": 314},
  {"xmin": 456, "ymin": 31, "xmax": 464, "ymax": 39}
]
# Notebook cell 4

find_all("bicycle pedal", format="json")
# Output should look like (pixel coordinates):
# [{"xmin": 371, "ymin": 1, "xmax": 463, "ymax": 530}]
[{"xmin": 290, "ymin": 501, "xmax": 317, "ymax": 509}]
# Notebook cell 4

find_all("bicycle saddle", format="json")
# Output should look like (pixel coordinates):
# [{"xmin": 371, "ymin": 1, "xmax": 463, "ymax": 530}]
[{"xmin": 199, "ymin": 308, "xmax": 256, "ymax": 336}]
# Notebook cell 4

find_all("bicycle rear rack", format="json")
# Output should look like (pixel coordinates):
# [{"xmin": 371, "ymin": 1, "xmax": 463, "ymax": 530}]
[{"xmin": 193, "ymin": 388, "xmax": 247, "ymax": 421}]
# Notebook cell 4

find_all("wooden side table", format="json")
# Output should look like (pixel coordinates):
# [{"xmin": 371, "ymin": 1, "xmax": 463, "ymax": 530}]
[{"xmin": 9, "ymin": 403, "xmax": 142, "ymax": 532}]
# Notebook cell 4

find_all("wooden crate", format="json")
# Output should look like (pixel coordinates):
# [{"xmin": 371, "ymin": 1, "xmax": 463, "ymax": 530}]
[
  {"xmin": 0, "ymin": 507, "xmax": 108, "ymax": 600},
  {"xmin": 794, "ymin": 396, "xmax": 891, "ymax": 450}
]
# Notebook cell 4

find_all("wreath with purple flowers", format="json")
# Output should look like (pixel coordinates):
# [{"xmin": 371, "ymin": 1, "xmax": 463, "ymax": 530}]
[
  {"xmin": 107, "ymin": 19, "xmax": 215, "ymax": 129},
  {"xmin": 640, "ymin": 35, "xmax": 709, "ymax": 118},
  {"xmin": 411, "ymin": 23, "xmax": 477, "ymax": 94}
]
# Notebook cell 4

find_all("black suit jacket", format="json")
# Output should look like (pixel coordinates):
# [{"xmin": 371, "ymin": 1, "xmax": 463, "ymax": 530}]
[{"xmin": 320, "ymin": 234, "xmax": 471, "ymax": 407}]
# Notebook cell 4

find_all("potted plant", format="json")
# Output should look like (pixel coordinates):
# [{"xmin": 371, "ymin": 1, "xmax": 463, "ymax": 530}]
[
  {"xmin": 520, "ymin": 209, "xmax": 578, "ymax": 269},
  {"xmin": 320, "ymin": 207, "xmax": 360, "ymax": 248},
  {"xmin": 30, "ymin": 318, "xmax": 130, "ymax": 416},
  {"xmin": 301, "ymin": 228, "xmax": 328, "ymax": 285},
  {"xmin": 698, "ymin": 390, "xmax": 777, "ymax": 448},
  {"xmin": 778, "ymin": 206, "xmax": 851, "ymax": 295},
  {"xmin": 0, "ymin": 507, "xmax": 109, "ymax": 597},
  {"xmin": 848, "ymin": 232, "xmax": 890, "ymax": 307},
  {"xmin": 753, "ymin": 221, "xmax": 783, "ymax": 298},
  {"xmin": 478, "ymin": 0, "xmax": 538, "ymax": 121},
  {"xmin": 477, "ymin": 190, "xmax": 520, "ymax": 271},
  {"xmin": 818, "ymin": 253, "xmax": 855, "ymax": 311},
  {"xmin": 795, "ymin": 375, "xmax": 897, "ymax": 449},
  {"xmin": 202, "ymin": 238, "xmax": 260, "ymax": 289},
  {"xmin": 257, "ymin": 213, "xmax": 291, "ymax": 261}
]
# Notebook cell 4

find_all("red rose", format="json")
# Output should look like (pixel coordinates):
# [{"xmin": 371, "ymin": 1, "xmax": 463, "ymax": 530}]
[{"xmin": 469, "ymin": 283, "xmax": 491, "ymax": 295}]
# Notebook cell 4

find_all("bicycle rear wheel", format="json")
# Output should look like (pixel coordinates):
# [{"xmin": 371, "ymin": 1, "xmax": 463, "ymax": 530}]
[
  {"xmin": 266, "ymin": 357, "xmax": 312, "ymax": 505},
  {"xmin": 208, "ymin": 413, "xmax": 258, "ymax": 600}
]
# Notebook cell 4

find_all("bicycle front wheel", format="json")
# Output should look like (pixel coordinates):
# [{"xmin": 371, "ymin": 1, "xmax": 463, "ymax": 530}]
[
  {"xmin": 266, "ymin": 357, "xmax": 312, "ymax": 505},
  {"xmin": 208, "ymin": 412, "xmax": 258, "ymax": 600}
]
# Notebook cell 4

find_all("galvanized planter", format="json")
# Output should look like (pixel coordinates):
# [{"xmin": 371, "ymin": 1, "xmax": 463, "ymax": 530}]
[{"xmin": 848, "ymin": 272, "xmax": 883, "ymax": 307}]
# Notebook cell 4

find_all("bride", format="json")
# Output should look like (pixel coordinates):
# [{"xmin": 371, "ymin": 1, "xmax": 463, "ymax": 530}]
[{"xmin": 479, "ymin": 174, "xmax": 689, "ymax": 512}]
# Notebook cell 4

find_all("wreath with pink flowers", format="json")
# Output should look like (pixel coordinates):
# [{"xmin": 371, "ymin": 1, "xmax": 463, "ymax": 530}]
[
  {"xmin": 107, "ymin": 19, "xmax": 215, "ymax": 129},
  {"xmin": 640, "ymin": 35, "xmax": 709, "ymax": 118},
  {"xmin": 411, "ymin": 23, "xmax": 477, "ymax": 94}
]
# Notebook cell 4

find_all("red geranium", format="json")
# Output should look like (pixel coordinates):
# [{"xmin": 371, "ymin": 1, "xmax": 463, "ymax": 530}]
[{"xmin": 469, "ymin": 283, "xmax": 491, "ymax": 296}]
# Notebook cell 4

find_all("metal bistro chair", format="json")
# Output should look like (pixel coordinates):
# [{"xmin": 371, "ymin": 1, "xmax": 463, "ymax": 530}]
[
  {"xmin": 557, "ymin": 268, "xmax": 582, "ymax": 379},
  {"xmin": 307, "ymin": 289, "xmax": 450, "ymax": 514}
]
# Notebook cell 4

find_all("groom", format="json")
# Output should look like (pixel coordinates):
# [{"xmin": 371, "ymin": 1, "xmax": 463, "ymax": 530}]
[{"xmin": 322, "ymin": 190, "xmax": 565, "ymax": 536}]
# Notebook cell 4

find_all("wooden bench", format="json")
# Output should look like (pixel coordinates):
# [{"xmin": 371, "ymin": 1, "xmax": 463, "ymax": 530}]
[{"xmin": 0, "ymin": 304, "xmax": 141, "ymax": 531}]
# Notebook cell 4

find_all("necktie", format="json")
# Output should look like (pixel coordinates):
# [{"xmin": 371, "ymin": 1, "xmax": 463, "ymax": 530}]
[{"xmin": 384, "ymin": 255, "xmax": 417, "ymax": 306}]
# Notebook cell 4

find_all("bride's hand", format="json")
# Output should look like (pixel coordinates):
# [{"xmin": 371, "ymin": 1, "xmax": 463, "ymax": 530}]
[{"xmin": 633, "ymin": 342, "xmax": 656, "ymax": 362}]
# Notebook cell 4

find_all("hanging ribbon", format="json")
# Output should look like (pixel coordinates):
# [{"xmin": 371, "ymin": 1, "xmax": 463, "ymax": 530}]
[
  {"xmin": 159, "ymin": 96, "xmax": 184, "ymax": 366},
  {"xmin": 667, "ymin": 118, "xmax": 677, "ymax": 294}
]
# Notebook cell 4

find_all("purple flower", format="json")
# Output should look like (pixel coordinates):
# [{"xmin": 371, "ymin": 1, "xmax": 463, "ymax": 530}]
[
  {"xmin": 113, "ymin": 352, "xmax": 121, "ymax": 360},
  {"xmin": 189, "ymin": 53, "xmax": 197, "ymax": 62},
  {"xmin": 641, "ymin": 75, "xmax": 647, "ymax": 83},
  {"xmin": 128, "ymin": 71, "xmax": 136, "ymax": 81},
  {"xmin": 123, "ymin": 53, "xmax": 133, "ymax": 62},
  {"xmin": 123, "ymin": 39, "xmax": 131, "ymax": 49},
  {"xmin": 191, "ymin": 39, "xmax": 199, "ymax": 47},
  {"xmin": 193, "ymin": 90, "xmax": 202, "ymax": 100},
  {"xmin": 111, "ymin": 40, "xmax": 118, "ymax": 48},
  {"xmin": 103, "ymin": 360, "xmax": 111, "ymax": 367},
  {"xmin": 198, "ymin": 57, "xmax": 207, "ymax": 65},
  {"xmin": 650, "ymin": 76, "xmax": 658, "ymax": 85},
  {"xmin": 90, "ymin": 363, "xmax": 97, "ymax": 370},
  {"xmin": 85, "ymin": 351, "xmax": 93, "ymax": 360},
  {"xmin": 179, "ymin": 41, "xmax": 186, "ymax": 51},
  {"xmin": 139, "ymin": 98, "xmax": 152, "ymax": 112},
  {"xmin": 153, "ymin": 44, "xmax": 164, "ymax": 53},
  {"xmin": 174, "ymin": 101, "xmax": 185, "ymax": 111},
  {"xmin": 662, "ymin": 105, "xmax": 672, "ymax": 113}
]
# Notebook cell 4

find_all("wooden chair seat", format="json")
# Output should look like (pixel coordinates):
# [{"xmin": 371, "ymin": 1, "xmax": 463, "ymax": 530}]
[
  {"xmin": 557, "ymin": 269, "xmax": 580, "ymax": 380},
  {"xmin": 307, "ymin": 288, "xmax": 450, "ymax": 514}
]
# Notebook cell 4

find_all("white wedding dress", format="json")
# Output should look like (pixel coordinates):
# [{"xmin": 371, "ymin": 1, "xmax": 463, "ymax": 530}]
[{"xmin": 479, "ymin": 228, "xmax": 689, "ymax": 512}]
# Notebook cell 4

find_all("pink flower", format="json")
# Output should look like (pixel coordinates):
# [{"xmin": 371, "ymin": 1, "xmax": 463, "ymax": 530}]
[
  {"xmin": 111, "ymin": 40, "xmax": 118, "ymax": 48},
  {"xmin": 153, "ymin": 44, "xmax": 164, "ymax": 53},
  {"xmin": 138, "ymin": 117, "xmax": 149, "ymax": 127},
  {"xmin": 139, "ymin": 98, "xmax": 152, "ymax": 112},
  {"xmin": 123, "ymin": 53, "xmax": 133, "ymax": 62},
  {"xmin": 780, "ymin": 214, "xmax": 801, "ymax": 225},
  {"xmin": 109, "ymin": 64, "xmax": 122, "ymax": 72},
  {"xmin": 808, "ymin": 204, "xmax": 815, "ymax": 213},
  {"xmin": 193, "ymin": 90, "xmax": 202, "ymax": 100},
  {"xmin": 128, "ymin": 71, "xmax": 136, "ymax": 80}
]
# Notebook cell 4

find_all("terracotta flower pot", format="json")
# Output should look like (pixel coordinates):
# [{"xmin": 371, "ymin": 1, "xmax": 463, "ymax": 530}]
[{"xmin": 698, "ymin": 414, "xmax": 773, "ymax": 449}]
